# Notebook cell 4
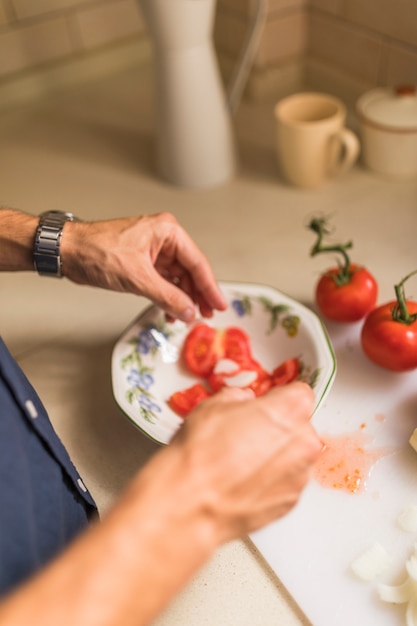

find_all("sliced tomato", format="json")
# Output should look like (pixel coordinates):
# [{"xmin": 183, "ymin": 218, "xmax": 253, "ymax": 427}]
[
  {"xmin": 271, "ymin": 357, "xmax": 300, "ymax": 386},
  {"xmin": 223, "ymin": 327, "xmax": 253, "ymax": 367},
  {"xmin": 183, "ymin": 323, "xmax": 223, "ymax": 377},
  {"xmin": 168, "ymin": 383, "xmax": 211, "ymax": 418},
  {"xmin": 183, "ymin": 324, "xmax": 254, "ymax": 377},
  {"xmin": 249, "ymin": 366, "xmax": 273, "ymax": 396},
  {"xmin": 208, "ymin": 358, "xmax": 272, "ymax": 397}
]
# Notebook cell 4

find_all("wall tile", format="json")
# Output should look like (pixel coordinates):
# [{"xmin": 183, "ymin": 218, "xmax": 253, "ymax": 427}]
[
  {"xmin": 309, "ymin": 0, "xmax": 340, "ymax": 13},
  {"xmin": 217, "ymin": 0, "xmax": 251, "ymax": 16},
  {"xmin": 338, "ymin": 0, "xmax": 417, "ymax": 49},
  {"xmin": 0, "ymin": 2, "xmax": 9, "ymax": 25},
  {"xmin": 255, "ymin": 10, "xmax": 308, "ymax": 67},
  {"xmin": 385, "ymin": 43, "xmax": 417, "ymax": 89},
  {"xmin": 214, "ymin": 10, "xmax": 248, "ymax": 58},
  {"xmin": 75, "ymin": 0, "xmax": 144, "ymax": 50},
  {"xmin": 305, "ymin": 57, "xmax": 372, "ymax": 115},
  {"xmin": 0, "ymin": 17, "xmax": 72, "ymax": 75},
  {"xmin": 12, "ymin": 0, "xmax": 87, "ymax": 20},
  {"xmin": 218, "ymin": 0, "xmax": 307, "ymax": 17},
  {"xmin": 309, "ymin": 13, "xmax": 382, "ymax": 83},
  {"xmin": 267, "ymin": 0, "xmax": 307, "ymax": 12}
]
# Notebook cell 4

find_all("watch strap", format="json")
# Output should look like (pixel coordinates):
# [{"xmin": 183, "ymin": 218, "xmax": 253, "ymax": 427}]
[{"xmin": 34, "ymin": 211, "xmax": 78, "ymax": 277}]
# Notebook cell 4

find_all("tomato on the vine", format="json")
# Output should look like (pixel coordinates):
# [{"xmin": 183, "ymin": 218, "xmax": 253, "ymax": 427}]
[
  {"xmin": 361, "ymin": 271, "xmax": 417, "ymax": 372},
  {"xmin": 308, "ymin": 217, "xmax": 378, "ymax": 323},
  {"xmin": 315, "ymin": 264, "xmax": 378, "ymax": 323}
]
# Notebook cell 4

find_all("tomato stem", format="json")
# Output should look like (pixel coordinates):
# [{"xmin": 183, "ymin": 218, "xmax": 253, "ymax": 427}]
[
  {"xmin": 308, "ymin": 217, "xmax": 353, "ymax": 286},
  {"xmin": 392, "ymin": 269, "xmax": 417, "ymax": 324}
]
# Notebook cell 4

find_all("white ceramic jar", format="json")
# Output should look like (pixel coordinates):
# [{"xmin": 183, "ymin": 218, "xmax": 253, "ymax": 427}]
[{"xmin": 356, "ymin": 85, "xmax": 417, "ymax": 180}]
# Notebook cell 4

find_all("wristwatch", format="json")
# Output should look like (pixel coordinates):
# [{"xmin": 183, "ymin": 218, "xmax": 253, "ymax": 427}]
[{"xmin": 33, "ymin": 210, "xmax": 80, "ymax": 277}]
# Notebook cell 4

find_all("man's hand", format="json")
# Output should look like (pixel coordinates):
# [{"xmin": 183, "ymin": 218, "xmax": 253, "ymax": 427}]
[
  {"xmin": 61, "ymin": 212, "xmax": 227, "ymax": 322},
  {"xmin": 168, "ymin": 381, "xmax": 321, "ymax": 541}
]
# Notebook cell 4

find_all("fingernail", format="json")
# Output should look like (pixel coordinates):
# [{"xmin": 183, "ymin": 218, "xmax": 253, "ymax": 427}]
[{"xmin": 179, "ymin": 307, "xmax": 195, "ymax": 323}]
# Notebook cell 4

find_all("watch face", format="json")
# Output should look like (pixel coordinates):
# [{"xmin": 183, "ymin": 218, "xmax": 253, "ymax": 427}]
[{"xmin": 40, "ymin": 211, "xmax": 77, "ymax": 222}]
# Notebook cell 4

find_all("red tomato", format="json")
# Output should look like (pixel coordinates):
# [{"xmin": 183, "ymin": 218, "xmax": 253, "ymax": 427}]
[
  {"xmin": 361, "ymin": 301, "xmax": 417, "ymax": 372},
  {"xmin": 315, "ymin": 264, "xmax": 378, "ymax": 323},
  {"xmin": 183, "ymin": 323, "xmax": 222, "ymax": 376},
  {"xmin": 271, "ymin": 357, "xmax": 300, "ymax": 386},
  {"xmin": 223, "ymin": 327, "xmax": 253, "ymax": 367},
  {"xmin": 169, "ymin": 383, "xmax": 211, "ymax": 418},
  {"xmin": 183, "ymin": 324, "xmax": 254, "ymax": 377},
  {"xmin": 249, "ymin": 366, "xmax": 273, "ymax": 396}
]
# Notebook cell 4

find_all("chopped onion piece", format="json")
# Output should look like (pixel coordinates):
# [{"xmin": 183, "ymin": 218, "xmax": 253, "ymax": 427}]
[
  {"xmin": 224, "ymin": 370, "xmax": 258, "ymax": 388},
  {"xmin": 378, "ymin": 544, "xmax": 417, "ymax": 626},
  {"xmin": 398, "ymin": 506, "xmax": 417, "ymax": 534},
  {"xmin": 406, "ymin": 598, "xmax": 417, "ymax": 626},
  {"xmin": 378, "ymin": 578, "xmax": 413, "ymax": 604},
  {"xmin": 213, "ymin": 358, "xmax": 240, "ymax": 375},
  {"xmin": 350, "ymin": 542, "xmax": 392, "ymax": 581},
  {"xmin": 407, "ymin": 555, "xmax": 417, "ymax": 581}
]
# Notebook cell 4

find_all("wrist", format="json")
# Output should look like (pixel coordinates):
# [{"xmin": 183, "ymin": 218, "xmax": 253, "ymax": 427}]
[
  {"xmin": 127, "ymin": 445, "xmax": 221, "ymax": 556},
  {"xmin": 0, "ymin": 208, "xmax": 38, "ymax": 271}
]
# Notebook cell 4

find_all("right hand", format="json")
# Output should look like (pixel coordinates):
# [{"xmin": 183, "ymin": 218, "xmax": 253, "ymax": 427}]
[{"xmin": 170, "ymin": 381, "xmax": 322, "ymax": 542}]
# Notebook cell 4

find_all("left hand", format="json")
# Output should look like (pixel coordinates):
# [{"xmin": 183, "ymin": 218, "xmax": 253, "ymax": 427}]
[{"xmin": 61, "ymin": 212, "xmax": 227, "ymax": 322}]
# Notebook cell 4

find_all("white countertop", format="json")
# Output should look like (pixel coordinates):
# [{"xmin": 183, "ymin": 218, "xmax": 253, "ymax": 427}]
[{"xmin": 1, "ymin": 63, "xmax": 417, "ymax": 626}]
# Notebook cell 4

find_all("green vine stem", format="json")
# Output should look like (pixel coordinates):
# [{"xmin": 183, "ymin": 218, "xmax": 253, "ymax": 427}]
[
  {"xmin": 308, "ymin": 217, "xmax": 353, "ymax": 286},
  {"xmin": 392, "ymin": 269, "xmax": 417, "ymax": 324}
]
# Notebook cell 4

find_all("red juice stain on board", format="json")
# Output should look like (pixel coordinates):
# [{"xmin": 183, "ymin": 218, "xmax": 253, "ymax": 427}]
[{"xmin": 313, "ymin": 425, "xmax": 390, "ymax": 494}]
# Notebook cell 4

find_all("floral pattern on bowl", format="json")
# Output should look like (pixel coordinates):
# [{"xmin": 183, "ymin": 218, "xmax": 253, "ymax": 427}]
[{"xmin": 111, "ymin": 282, "xmax": 336, "ymax": 445}]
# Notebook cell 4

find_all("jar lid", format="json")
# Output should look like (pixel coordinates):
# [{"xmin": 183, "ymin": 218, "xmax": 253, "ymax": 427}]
[{"xmin": 357, "ymin": 85, "xmax": 417, "ymax": 131}]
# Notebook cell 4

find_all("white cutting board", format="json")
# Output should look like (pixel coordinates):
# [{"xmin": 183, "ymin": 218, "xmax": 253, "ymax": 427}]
[{"xmin": 251, "ymin": 319, "xmax": 417, "ymax": 626}]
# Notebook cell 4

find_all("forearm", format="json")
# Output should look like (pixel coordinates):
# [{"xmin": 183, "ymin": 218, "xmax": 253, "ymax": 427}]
[
  {"xmin": 0, "ymin": 444, "xmax": 218, "ymax": 626},
  {"xmin": 0, "ymin": 208, "xmax": 38, "ymax": 271}
]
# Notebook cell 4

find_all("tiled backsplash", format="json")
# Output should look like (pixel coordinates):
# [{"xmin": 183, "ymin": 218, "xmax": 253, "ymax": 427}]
[
  {"xmin": 306, "ymin": 0, "xmax": 417, "ymax": 109},
  {"xmin": 0, "ymin": 0, "xmax": 416, "ymax": 110}
]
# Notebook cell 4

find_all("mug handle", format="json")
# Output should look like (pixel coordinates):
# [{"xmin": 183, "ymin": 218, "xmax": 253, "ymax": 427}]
[{"xmin": 328, "ymin": 129, "xmax": 360, "ymax": 177}]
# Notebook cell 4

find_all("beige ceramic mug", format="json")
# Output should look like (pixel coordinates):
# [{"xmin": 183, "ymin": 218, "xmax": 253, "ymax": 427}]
[{"xmin": 274, "ymin": 92, "xmax": 360, "ymax": 189}]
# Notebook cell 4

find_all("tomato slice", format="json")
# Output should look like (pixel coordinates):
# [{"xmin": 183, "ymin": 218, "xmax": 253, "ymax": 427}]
[
  {"xmin": 223, "ymin": 327, "xmax": 253, "ymax": 367},
  {"xmin": 208, "ymin": 358, "xmax": 272, "ymax": 397},
  {"xmin": 271, "ymin": 357, "xmax": 300, "ymax": 386},
  {"xmin": 183, "ymin": 323, "xmax": 223, "ymax": 377},
  {"xmin": 183, "ymin": 324, "xmax": 254, "ymax": 377},
  {"xmin": 168, "ymin": 383, "xmax": 211, "ymax": 418},
  {"xmin": 247, "ymin": 365, "xmax": 273, "ymax": 396}
]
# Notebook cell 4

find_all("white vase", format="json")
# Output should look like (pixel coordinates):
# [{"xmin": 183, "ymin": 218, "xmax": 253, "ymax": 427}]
[{"xmin": 140, "ymin": 0, "xmax": 239, "ymax": 189}]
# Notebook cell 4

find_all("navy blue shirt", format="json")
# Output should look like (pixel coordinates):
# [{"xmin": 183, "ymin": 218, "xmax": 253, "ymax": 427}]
[{"xmin": 0, "ymin": 337, "xmax": 98, "ymax": 596}]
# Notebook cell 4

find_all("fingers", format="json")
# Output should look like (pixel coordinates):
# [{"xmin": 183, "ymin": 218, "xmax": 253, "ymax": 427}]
[
  {"xmin": 262, "ymin": 381, "xmax": 316, "ymax": 425},
  {"xmin": 170, "ymin": 378, "xmax": 322, "ymax": 542},
  {"xmin": 144, "ymin": 214, "xmax": 227, "ymax": 321},
  {"xmin": 162, "ymin": 218, "xmax": 227, "ymax": 316},
  {"xmin": 202, "ymin": 386, "xmax": 256, "ymax": 407}
]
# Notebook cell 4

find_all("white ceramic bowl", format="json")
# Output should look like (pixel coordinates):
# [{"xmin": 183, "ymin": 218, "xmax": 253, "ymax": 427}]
[
  {"xmin": 111, "ymin": 281, "xmax": 336, "ymax": 445},
  {"xmin": 356, "ymin": 86, "xmax": 417, "ymax": 180}
]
